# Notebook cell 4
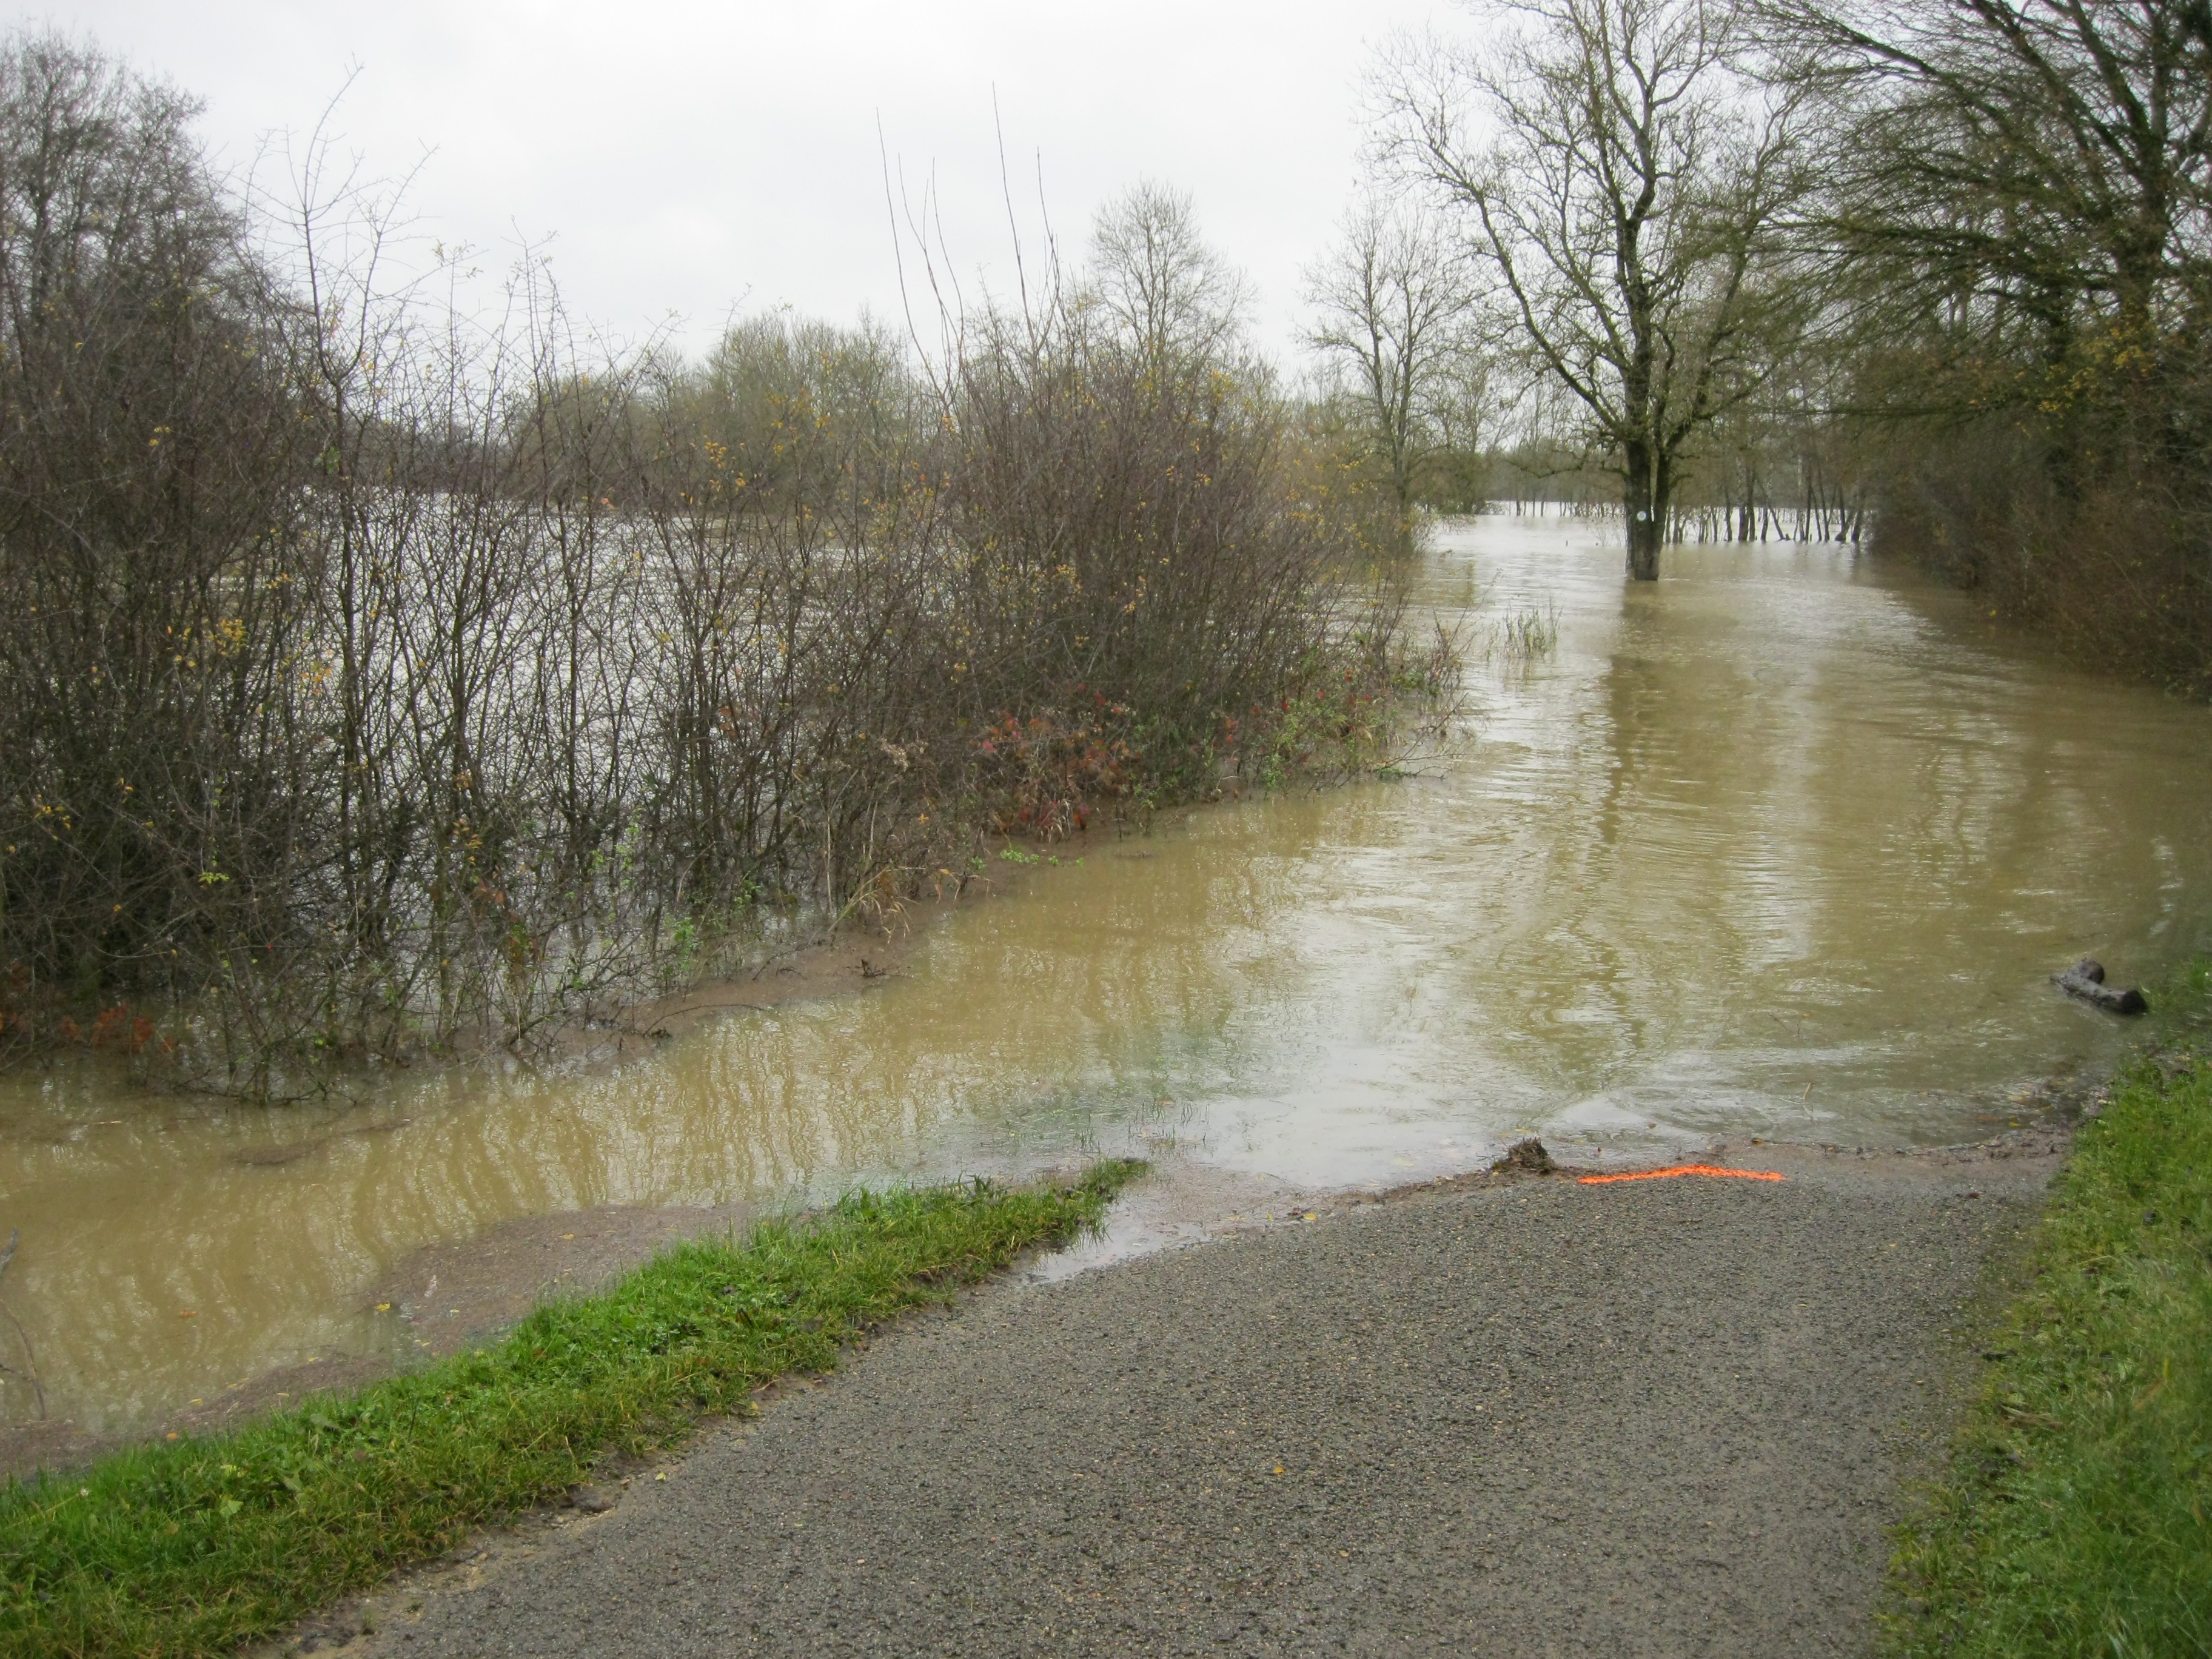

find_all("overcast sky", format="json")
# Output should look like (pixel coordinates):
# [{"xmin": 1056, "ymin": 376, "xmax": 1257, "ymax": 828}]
[{"xmin": 33, "ymin": 1, "xmax": 1453, "ymax": 364}]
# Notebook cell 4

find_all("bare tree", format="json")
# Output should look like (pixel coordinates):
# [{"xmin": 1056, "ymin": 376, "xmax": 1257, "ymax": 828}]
[
  {"xmin": 1305, "ymin": 196, "xmax": 1483, "ymax": 540},
  {"xmin": 1778, "ymin": 0, "xmax": 2211, "ymax": 347},
  {"xmin": 1773, "ymin": 0, "xmax": 2212, "ymax": 488},
  {"xmin": 1381, "ymin": 0, "xmax": 1812, "ymax": 578},
  {"xmin": 1085, "ymin": 181, "xmax": 1250, "ymax": 369}
]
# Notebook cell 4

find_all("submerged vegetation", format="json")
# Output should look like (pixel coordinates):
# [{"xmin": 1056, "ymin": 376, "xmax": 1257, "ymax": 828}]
[
  {"xmin": 0, "ymin": 38, "xmax": 1436, "ymax": 1093},
  {"xmin": 1484, "ymin": 602, "xmax": 1561, "ymax": 668},
  {"xmin": 0, "ymin": 1164, "xmax": 1142, "ymax": 1659},
  {"xmin": 1883, "ymin": 969, "xmax": 2212, "ymax": 1658}
]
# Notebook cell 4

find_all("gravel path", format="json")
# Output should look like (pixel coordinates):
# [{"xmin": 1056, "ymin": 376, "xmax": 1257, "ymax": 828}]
[{"xmin": 348, "ymin": 1139, "xmax": 2057, "ymax": 1658}]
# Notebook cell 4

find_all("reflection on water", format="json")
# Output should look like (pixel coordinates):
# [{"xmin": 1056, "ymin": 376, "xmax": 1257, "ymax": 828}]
[{"xmin": 6, "ymin": 515, "xmax": 2211, "ymax": 1430}]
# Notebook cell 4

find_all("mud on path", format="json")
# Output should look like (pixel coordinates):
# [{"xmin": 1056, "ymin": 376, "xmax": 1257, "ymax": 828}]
[{"xmin": 287, "ymin": 1134, "xmax": 2060, "ymax": 1659}]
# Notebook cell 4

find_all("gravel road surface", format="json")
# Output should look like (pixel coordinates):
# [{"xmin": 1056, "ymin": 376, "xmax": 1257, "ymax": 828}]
[{"xmin": 344, "ymin": 1138, "xmax": 2057, "ymax": 1658}]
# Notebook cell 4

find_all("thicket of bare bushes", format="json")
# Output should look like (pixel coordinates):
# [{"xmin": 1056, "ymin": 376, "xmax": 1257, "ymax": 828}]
[
  {"xmin": 1868, "ymin": 394, "xmax": 2212, "ymax": 691},
  {"xmin": 0, "ymin": 38, "xmax": 1425, "ymax": 1093}
]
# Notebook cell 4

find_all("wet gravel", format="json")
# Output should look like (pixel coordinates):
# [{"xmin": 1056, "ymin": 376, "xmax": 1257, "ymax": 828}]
[{"xmin": 364, "ymin": 1146, "xmax": 2049, "ymax": 1658}]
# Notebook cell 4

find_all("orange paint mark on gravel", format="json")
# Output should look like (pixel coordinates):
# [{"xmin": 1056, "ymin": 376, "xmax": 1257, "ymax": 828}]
[{"xmin": 1576, "ymin": 1164, "xmax": 1786, "ymax": 1186}]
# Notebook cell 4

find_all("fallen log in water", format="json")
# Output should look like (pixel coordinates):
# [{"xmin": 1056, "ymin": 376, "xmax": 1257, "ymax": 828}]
[{"xmin": 2051, "ymin": 959, "xmax": 2147, "ymax": 1016}]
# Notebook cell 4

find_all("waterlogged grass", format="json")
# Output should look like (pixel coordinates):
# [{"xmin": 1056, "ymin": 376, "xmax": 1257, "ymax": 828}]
[
  {"xmin": 0, "ymin": 1162, "xmax": 1142, "ymax": 1659},
  {"xmin": 1884, "ymin": 974, "xmax": 2212, "ymax": 1658}
]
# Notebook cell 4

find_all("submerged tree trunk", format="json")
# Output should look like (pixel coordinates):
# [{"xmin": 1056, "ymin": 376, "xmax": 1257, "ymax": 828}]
[{"xmin": 1623, "ymin": 440, "xmax": 1663, "ymax": 580}]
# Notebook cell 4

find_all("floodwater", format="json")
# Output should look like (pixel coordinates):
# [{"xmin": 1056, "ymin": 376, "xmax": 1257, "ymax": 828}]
[{"xmin": 5, "ymin": 513, "xmax": 2212, "ymax": 1433}]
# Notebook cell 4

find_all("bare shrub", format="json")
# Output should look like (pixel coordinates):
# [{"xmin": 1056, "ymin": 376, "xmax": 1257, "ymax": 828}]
[
  {"xmin": 0, "ymin": 37, "xmax": 312, "ymax": 1077},
  {"xmin": 1487, "ymin": 602, "xmax": 1561, "ymax": 666},
  {"xmin": 0, "ymin": 38, "xmax": 1424, "ymax": 1093}
]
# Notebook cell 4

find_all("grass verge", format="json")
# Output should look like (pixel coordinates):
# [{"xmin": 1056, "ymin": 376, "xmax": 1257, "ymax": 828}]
[
  {"xmin": 0, "ymin": 1161, "xmax": 1144, "ymax": 1658},
  {"xmin": 1883, "ymin": 968, "xmax": 2212, "ymax": 1657}
]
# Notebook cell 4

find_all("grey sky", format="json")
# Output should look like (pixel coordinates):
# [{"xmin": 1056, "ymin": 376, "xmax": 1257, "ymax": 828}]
[{"xmin": 37, "ymin": 1, "xmax": 1449, "ymax": 363}]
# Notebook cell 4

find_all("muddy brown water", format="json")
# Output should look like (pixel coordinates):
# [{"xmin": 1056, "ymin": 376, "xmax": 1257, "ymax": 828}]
[{"xmin": 4, "ymin": 513, "xmax": 2210, "ymax": 1439}]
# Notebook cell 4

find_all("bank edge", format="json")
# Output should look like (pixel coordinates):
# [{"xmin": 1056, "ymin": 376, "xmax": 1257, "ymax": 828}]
[
  {"xmin": 1884, "ymin": 962, "xmax": 2212, "ymax": 1658},
  {"xmin": 0, "ymin": 1160, "xmax": 1145, "ymax": 1658}
]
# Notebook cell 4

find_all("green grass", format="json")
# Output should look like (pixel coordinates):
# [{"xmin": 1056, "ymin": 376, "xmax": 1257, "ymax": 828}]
[
  {"xmin": 1883, "ymin": 969, "xmax": 2212, "ymax": 1658},
  {"xmin": 0, "ymin": 1161, "xmax": 1143, "ymax": 1658}
]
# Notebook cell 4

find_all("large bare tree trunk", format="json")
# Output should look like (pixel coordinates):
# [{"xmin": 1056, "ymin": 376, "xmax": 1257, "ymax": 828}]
[
  {"xmin": 1623, "ymin": 441, "xmax": 1662, "ymax": 580},
  {"xmin": 1627, "ymin": 512, "xmax": 1663, "ymax": 580}
]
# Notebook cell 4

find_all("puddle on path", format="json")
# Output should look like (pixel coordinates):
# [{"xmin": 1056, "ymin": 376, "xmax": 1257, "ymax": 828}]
[{"xmin": 5, "ymin": 514, "xmax": 2211, "ymax": 1436}]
